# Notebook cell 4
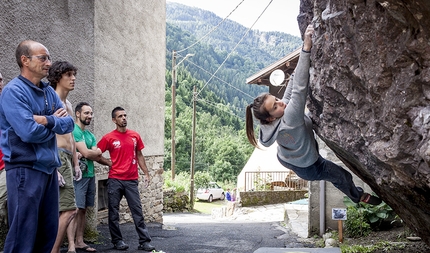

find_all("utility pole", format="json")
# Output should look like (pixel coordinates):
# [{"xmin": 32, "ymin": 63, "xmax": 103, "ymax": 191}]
[
  {"xmin": 190, "ymin": 85, "xmax": 197, "ymax": 210},
  {"xmin": 171, "ymin": 50, "xmax": 177, "ymax": 180},
  {"xmin": 171, "ymin": 51, "xmax": 194, "ymax": 180}
]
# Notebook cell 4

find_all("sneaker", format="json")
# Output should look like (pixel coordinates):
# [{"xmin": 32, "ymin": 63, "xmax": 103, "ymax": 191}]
[
  {"xmin": 114, "ymin": 240, "xmax": 129, "ymax": 250},
  {"xmin": 361, "ymin": 193, "xmax": 382, "ymax": 205},
  {"xmin": 138, "ymin": 242, "xmax": 156, "ymax": 251}
]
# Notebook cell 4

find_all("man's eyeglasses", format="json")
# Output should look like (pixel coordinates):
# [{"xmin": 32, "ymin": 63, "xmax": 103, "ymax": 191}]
[{"xmin": 27, "ymin": 55, "xmax": 52, "ymax": 63}]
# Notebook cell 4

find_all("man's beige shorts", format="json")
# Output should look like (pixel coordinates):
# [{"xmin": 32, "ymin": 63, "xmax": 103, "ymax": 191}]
[{"xmin": 58, "ymin": 149, "xmax": 77, "ymax": 212}]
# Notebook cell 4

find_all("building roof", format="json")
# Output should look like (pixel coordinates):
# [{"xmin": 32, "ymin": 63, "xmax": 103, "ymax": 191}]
[{"xmin": 246, "ymin": 47, "xmax": 301, "ymax": 98}]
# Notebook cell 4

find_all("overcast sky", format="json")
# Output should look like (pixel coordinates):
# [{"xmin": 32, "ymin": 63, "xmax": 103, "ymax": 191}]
[{"xmin": 167, "ymin": 0, "xmax": 301, "ymax": 37}]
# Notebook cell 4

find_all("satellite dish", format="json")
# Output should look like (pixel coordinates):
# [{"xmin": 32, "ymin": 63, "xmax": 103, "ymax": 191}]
[{"xmin": 269, "ymin": 69, "xmax": 285, "ymax": 86}]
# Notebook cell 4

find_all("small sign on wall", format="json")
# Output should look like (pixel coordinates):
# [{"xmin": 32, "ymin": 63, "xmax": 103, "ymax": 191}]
[{"xmin": 332, "ymin": 208, "xmax": 347, "ymax": 220}]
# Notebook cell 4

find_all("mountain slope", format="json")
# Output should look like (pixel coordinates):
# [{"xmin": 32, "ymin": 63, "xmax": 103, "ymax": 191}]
[
  {"xmin": 166, "ymin": 2, "xmax": 303, "ymax": 113},
  {"xmin": 167, "ymin": 2, "xmax": 302, "ymax": 66}
]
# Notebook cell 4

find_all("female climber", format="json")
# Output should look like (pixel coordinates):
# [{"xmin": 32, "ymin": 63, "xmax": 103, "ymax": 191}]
[{"xmin": 245, "ymin": 24, "xmax": 381, "ymax": 205}]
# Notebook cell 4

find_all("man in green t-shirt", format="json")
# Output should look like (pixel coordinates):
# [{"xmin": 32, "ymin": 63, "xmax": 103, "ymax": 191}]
[{"xmin": 72, "ymin": 102, "xmax": 110, "ymax": 252}]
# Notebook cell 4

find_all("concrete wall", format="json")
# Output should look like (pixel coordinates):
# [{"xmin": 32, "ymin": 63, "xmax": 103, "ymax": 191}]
[
  {"xmin": 0, "ymin": 0, "xmax": 95, "ymax": 99},
  {"xmin": 93, "ymin": 0, "xmax": 165, "ymax": 156}
]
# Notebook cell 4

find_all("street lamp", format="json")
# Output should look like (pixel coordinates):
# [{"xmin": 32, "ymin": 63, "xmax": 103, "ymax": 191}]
[{"xmin": 171, "ymin": 51, "xmax": 194, "ymax": 180}]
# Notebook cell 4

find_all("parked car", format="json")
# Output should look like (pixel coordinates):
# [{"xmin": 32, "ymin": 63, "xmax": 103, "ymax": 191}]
[{"xmin": 196, "ymin": 182, "xmax": 225, "ymax": 202}]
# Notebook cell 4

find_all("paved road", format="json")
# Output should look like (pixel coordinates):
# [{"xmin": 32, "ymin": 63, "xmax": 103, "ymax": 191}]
[
  {"xmin": 71, "ymin": 204, "xmax": 312, "ymax": 253},
  {"xmin": 66, "ymin": 203, "xmax": 340, "ymax": 253},
  {"xmin": 92, "ymin": 214, "xmax": 308, "ymax": 253}
]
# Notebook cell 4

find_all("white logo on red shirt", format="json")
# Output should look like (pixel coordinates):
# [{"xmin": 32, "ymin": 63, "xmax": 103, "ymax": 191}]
[{"xmin": 113, "ymin": 140, "xmax": 121, "ymax": 149}]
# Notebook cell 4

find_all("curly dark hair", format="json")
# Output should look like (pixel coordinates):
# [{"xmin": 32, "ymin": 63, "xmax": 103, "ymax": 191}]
[{"xmin": 48, "ymin": 61, "xmax": 77, "ymax": 89}]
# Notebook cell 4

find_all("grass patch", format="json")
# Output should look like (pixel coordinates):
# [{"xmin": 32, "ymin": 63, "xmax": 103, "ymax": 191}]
[
  {"xmin": 340, "ymin": 241, "xmax": 406, "ymax": 253},
  {"xmin": 193, "ymin": 200, "xmax": 226, "ymax": 214}
]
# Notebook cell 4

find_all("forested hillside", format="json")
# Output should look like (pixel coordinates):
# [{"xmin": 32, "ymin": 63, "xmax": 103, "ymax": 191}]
[
  {"xmin": 167, "ymin": 2, "xmax": 302, "ymax": 65},
  {"xmin": 165, "ymin": 2, "xmax": 302, "ymax": 183}
]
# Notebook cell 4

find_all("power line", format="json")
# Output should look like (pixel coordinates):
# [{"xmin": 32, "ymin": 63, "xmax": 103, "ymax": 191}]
[
  {"xmin": 174, "ymin": 51, "xmax": 256, "ymax": 115},
  {"xmin": 196, "ymin": 0, "xmax": 274, "ymax": 97},
  {"xmin": 197, "ymin": 98, "xmax": 245, "ymax": 121},
  {"xmin": 173, "ymin": 52, "xmax": 252, "ymax": 120},
  {"xmin": 176, "ymin": 0, "xmax": 246, "ymax": 54},
  {"xmin": 172, "ymin": 0, "xmax": 275, "ymax": 101},
  {"xmin": 170, "ymin": 0, "xmax": 277, "ymax": 122},
  {"xmin": 180, "ymin": 55, "xmax": 254, "ymax": 99}
]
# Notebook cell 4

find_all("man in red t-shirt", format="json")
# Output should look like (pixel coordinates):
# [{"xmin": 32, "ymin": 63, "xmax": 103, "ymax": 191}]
[{"xmin": 97, "ymin": 106, "xmax": 156, "ymax": 252}]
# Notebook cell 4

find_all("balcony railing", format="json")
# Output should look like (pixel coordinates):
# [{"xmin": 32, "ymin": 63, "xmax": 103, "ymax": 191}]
[{"xmin": 244, "ymin": 171, "xmax": 308, "ymax": 192}]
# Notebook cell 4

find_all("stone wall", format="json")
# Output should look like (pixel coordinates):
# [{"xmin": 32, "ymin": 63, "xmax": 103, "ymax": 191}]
[
  {"xmin": 240, "ymin": 190, "xmax": 308, "ymax": 207},
  {"xmin": 0, "ymin": 0, "xmax": 166, "ymax": 156},
  {"xmin": 96, "ymin": 155, "xmax": 165, "ymax": 225},
  {"xmin": 163, "ymin": 190, "xmax": 190, "ymax": 213}
]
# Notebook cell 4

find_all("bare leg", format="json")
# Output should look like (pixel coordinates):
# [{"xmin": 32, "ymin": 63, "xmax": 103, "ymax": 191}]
[
  {"xmin": 75, "ymin": 208, "xmax": 86, "ymax": 246},
  {"xmin": 75, "ymin": 208, "xmax": 95, "ymax": 251},
  {"xmin": 51, "ymin": 209, "xmax": 77, "ymax": 253},
  {"xmin": 67, "ymin": 209, "xmax": 78, "ymax": 252}
]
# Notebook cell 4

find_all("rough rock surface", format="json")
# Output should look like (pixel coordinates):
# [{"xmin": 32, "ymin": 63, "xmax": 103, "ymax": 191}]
[{"xmin": 298, "ymin": 0, "xmax": 430, "ymax": 246}]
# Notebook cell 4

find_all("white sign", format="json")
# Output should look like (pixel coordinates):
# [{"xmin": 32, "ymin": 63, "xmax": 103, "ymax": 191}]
[{"xmin": 332, "ymin": 208, "xmax": 347, "ymax": 220}]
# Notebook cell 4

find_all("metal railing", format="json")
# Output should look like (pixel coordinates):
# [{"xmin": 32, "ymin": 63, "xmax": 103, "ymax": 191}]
[{"xmin": 244, "ymin": 171, "xmax": 308, "ymax": 192}]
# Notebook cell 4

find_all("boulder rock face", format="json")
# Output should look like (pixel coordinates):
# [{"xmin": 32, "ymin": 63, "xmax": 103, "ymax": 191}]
[{"xmin": 298, "ymin": 0, "xmax": 430, "ymax": 245}]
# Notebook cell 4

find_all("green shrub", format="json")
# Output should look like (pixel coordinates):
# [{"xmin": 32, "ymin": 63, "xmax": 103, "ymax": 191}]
[
  {"xmin": 344, "ymin": 206, "xmax": 371, "ymax": 238},
  {"xmin": 194, "ymin": 171, "xmax": 212, "ymax": 189},
  {"xmin": 163, "ymin": 170, "xmax": 190, "ymax": 193},
  {"xmin": 343, "ymin": 195, "xmax": 397, "ymax": 238},
  {"xmin": 344, "ymin": 196, "xmax": 396, "ymax": 230},
  {"xmin": 313, "ymin": 236, "xmax": 325, "ymax": 248}
]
